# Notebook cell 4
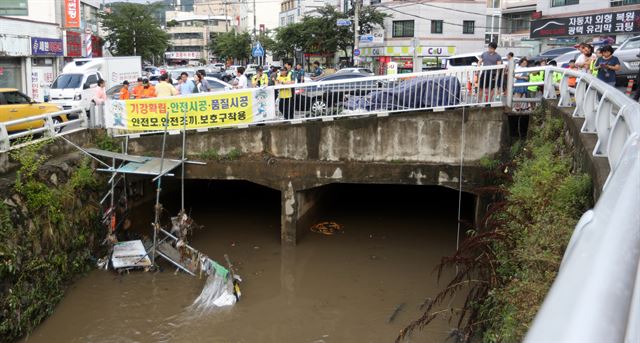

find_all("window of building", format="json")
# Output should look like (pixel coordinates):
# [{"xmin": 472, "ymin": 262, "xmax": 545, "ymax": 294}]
[
  {"xmin": 287, "ymin": 15, "xmax": 294, "ymax": 24},
  {"xmin": 392, "ymin": 20, "xmax": 415, "ymax": 37},
  {"xmin": 486, "ymin": 0, "xmax": 500, "ymax": 8},
  {"xmin": 503, "ymin": 13, "xmax": 531, "ymax": 33},
  {"xmin": 611, "ymin": 0, "xmax": 640, "ymax": 5},
  {"xmin": 431, "ymin": 20, "xmax": 443, "ymax": 34},
  {"xmin": 485, "ymin": 33, "xmax": 499, "ymax": 44},
  {"xmin": 463, "ymin": 21, "xmax": 475, "ymax": 34},
  {"xmin": 551, "ymin": 0, "xmax": 579, "ymax": 7},
  {"xmin": 281, "ymin": 17, "xmax": 286, "ymax": 26},
  {"xmin": 0, "ymin": 0, "xmax": 28, "ymax": 15}
]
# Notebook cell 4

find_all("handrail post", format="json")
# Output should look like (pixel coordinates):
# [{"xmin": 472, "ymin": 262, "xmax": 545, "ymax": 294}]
[
  {"xmin": 0, "ymin": 125, "xmax": 9, "ymax": 151},
  {"xmin": 505, "ymin": 59, "xmax": 515, "ymax": 108},
  {"xmin": 44, "ymin": 114, "xmax": 55, "ymax": 137},
  {"xmin": 543, "ymin": 67, "xmax": 556, "ymax": 99}
]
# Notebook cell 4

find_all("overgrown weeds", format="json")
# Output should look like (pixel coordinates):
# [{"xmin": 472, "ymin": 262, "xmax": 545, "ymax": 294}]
[{"xmin": 398, "ymin": 107, "xmax": 592, "ymax": 342}]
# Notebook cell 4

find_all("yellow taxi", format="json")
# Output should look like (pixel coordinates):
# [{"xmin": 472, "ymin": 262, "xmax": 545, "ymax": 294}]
[{"xmin": 0, "ymin": 88, "xmax": 68, "ymax": 133}]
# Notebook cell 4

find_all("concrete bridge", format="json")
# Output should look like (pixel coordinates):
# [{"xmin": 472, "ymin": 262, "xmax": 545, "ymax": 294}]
[{"xmin": 0, "ymin": 65, "xmax": 637, "ymax": 341}]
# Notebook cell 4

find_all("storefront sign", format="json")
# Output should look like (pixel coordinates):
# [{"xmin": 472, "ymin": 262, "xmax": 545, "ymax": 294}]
[
  {"xmin": 165, "ymin": 51, "xmax": 202, "ymax": 59},
  {"xmin": 65, "ymin": 0, "xmax": 80, "ymax": 28},
  {"xmin": 105, "ymin": 88, "xmax": 276, "ymax": 131},
  {"xmin": 31, "ymin": 37, "xmax": 64, "ymax": 56},
  {"xmin": 0, "ymin": 34, "xmax": 30, "ymax": 56},
  {"xmin": 530, "ymin": 10, "xmax": 640, "ymax": 38},
  {"xmin": 360, "ymin": 46, "xmax": 455, "ymax": 57},
  {"xmin": 65, "ymin": 31, "xmax": 82, "ymax": 57}
]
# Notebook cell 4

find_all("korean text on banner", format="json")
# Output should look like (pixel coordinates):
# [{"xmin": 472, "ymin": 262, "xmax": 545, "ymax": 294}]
[
  {"xmin": 104, "ymin": 88, "xmax": 275, "ymax": 131},
  {"xmin": 65, "ymin": 0, "xmax": 80, "ymax": 28}
]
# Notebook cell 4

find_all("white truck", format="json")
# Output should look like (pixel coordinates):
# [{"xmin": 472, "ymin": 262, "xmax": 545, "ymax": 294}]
[{"xmin": 49, "ymin": 56, "xmax": 142, "ymax": 113}]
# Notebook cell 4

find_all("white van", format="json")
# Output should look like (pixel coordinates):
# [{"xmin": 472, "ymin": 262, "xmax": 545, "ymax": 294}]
[
  {"xmin": 50, "ymin": 57, "xmax": 142, "ymax": 112},
  {"xmin": 441, "ymin": 52, "xmax": 483, "ymax": 69}
]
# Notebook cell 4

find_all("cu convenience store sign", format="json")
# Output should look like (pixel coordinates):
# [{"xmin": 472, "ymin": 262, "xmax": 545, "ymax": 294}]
[{"xmin": 530, "ymin": 10, "xmax": 640, "ymax": 38}]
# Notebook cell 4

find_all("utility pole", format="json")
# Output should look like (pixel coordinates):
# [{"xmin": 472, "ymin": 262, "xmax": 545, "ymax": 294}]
[
  {"xmin": 224, "ymin": 0, "xmax": 229, "ymax": 32},
  {"xmin": 353, "ymin": 0, "xmax": 360, "ymax": 67}
]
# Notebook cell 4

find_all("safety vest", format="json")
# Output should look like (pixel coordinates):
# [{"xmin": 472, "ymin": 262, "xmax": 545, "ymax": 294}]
[
  {"xmin": 528, "ymin": 73, "xmax": 543, "ymax": 92},
  {"xmin": 553, "ymin": 71, "xmax": 563, "ymax": 84},
  {"xmin": 589, "ymin": 59, "xmax": 598, "ymax": 77},
  {"xmin": 252, "ymin": 73, "xmax": 269, "ymax": 87}
]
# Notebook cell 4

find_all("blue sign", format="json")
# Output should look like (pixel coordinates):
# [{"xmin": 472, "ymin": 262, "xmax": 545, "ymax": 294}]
[
  {"xmin": 337, "ymin": 19, "xmax": 352, "ymax": 26},
  {"xmin": 354, "ymin": 48, "xmax": 360, "ymax": 56},
  {"xmin": 31, "ymin": 37, "xmax": 64, "ymax": 56},
  {"xmin": 359, "ymin": 34, "xmax": 374, "ymax": 43},
  {"xmin": 252, "ymin": 42, "xmax": 264, "ymax": 57}
]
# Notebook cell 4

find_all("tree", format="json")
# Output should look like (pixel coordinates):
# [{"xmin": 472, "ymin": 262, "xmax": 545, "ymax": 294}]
[
  {"xmin": 210, "ymin": 30, "xmax": 252, "ymax": 63},
  {"xmin": 99, "ymin": 3, "xmax": 169, "ymax": 63}
]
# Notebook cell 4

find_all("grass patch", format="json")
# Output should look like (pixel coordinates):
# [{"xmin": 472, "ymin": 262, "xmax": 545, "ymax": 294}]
[{"xmin": 197, "ymin": 147, "xmax": 242, "ymax": 161}]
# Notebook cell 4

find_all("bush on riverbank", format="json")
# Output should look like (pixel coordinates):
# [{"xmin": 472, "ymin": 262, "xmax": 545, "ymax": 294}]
[
  {"xmin": 0, "ymin": 141, "xmax": 105, "ymax": 342},
  {"xmin": 399, "ymin": 107, "xmax": 592, "ymax": 342}
]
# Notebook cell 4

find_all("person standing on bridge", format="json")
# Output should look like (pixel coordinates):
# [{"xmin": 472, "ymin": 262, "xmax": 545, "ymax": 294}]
[
  {"xmin": 594, "ymin": 45, "xmax": 621, "ymax": 87},
  {"xmin": 234, "ymin": 67, "xmax": 248, "ymax": 89},
  {"xmin": 252, "ymin": 67, "xmax": 269, "ymax": 87},
  {"xmin": 477, "ymin": 42, "xmax": 502, "ymax": 103},
  {"xmin": 155, "ymin": 73, "xmax": 178, "ymax": 97},
  {"xmin": 276, "ymin": 68, "xmax": 294, "ymax": 120},
  {"xmin": 119, "ymin": 80, "xmax": 130, "ymax": 100},
  {"xmin": 177, "ymin": 72, "xmax": 197, "ymax": 95},
  {"xmin": 132, "ymin": 77, "xmax": 145, "ymax": 99}
]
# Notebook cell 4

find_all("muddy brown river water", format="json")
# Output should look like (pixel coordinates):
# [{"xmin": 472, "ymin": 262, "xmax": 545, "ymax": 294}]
[{"xmin": 23, "ymin": 182, "xmax": 472, "ymax": 343}]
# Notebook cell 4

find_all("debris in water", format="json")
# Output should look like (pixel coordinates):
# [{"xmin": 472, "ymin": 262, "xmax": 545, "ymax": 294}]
[
  {"xmin": 310, "ymin": 222, "xmax": 344, "ymax": 235},
  {"xmin": 387, "ymin": 302, "xmax": 406, "ymax": 323},
  {"xmin": 418, "ymin": 297, "xmax": 433, "ymax": 311}
]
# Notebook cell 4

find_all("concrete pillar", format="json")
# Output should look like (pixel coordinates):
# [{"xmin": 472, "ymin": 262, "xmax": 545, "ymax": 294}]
[{"xmin": 280, "ymin": 182, "xmax": 326, "ymax": 246}]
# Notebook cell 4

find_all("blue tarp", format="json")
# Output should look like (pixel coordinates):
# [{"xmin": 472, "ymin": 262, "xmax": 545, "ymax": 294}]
[{"xmin": 345, "ymin": 76, "xmax": 461, "ymax": 111}]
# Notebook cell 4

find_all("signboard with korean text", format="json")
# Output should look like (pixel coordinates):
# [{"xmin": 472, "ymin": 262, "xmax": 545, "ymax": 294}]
[
  {"xmin": 31, "ymin": 37, "xmax": 64, "ymax": 56},
  {"xmin": 165, "ymin": 51, "xmax": 202, "ymax": 59},
  {"xmin": 65, "ymin": 31, "xmax": 82, "ymax": 57},
  {"xmin": 65, "ymin": 0, "xmax": 80, "ymax": 28},
  {"xmin": 530, "ymin": 10, "xmax": 640, "ymax": 38},
  {"xmin": 104, "ymin": 88, "xmax": 276, "ymax": 131}
]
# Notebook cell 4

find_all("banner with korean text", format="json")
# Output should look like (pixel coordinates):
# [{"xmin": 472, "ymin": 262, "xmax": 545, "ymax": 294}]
[
  {"xmin": 104, "ymin": 88, "xmax": 276, "ymax": 131},
  {"xmin": 65, "ymin": 0, "xmax": 80, "ymax": 28}
]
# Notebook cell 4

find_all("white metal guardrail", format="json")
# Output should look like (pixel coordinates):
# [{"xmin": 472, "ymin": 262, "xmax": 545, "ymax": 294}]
[
  {"xmin": 0, "ymin": 108, "xmax": 86, "ymax": 153},
  {"xmin": 520, "ymin": 66, "xmax": 640, "ymax": 342},
  {"xmin": 108, "ymin": 65, "xmax": 506, "ymax": 138}
]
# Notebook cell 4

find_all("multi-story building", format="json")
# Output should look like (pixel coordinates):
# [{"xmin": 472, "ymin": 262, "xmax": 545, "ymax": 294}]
[
  {"xmin": 486, "ymin": 0, "xmax": 538, "ymax": 57},
  {"xmin": 279, "ymin": 0, "xmax": 338, "ymax": 26},
  {"xmin": 165, "ymin": 11, "xmax": 231, "ymax": 64},
  {"xmin": 530, "ymin": 0, "xmax": 640, "ymax": 51},
  {"xmin": 359, "ymin": 0, "xmax": 486, "ymax": 73},
  {"xmin": 0, "ymin": 0, "xmax": 101, "ymax": 101}
]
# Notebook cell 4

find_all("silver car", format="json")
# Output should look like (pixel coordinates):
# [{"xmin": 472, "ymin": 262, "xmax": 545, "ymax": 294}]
[{"xmin": 613, "ymin": 35, "xmax": 640, "ymax": 85}]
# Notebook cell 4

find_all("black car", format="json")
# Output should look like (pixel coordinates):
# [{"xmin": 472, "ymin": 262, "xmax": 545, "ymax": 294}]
[
  {"xmin": 206, "ymin": 72, "xmax": 233, "ymax": 83},
  {"xmin": 529, "ymin": 47, "xmax": 577, "ymax": 64},
  {"xmin": 292, "ymin": 73, "xmax": 387, "ymax": 116}
]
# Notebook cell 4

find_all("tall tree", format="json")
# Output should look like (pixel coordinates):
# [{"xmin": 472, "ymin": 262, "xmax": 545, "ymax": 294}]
[
  {"xmin": 210, "ymin": 30, "xmax": 252, "ymax": 62},
  {"xmin": 99, "ymin": 3, "xmax": 169, "ymax": 62}
]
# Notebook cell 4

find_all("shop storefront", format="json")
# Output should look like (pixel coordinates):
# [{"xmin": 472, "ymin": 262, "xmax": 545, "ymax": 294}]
[
  {"xmin": 0, "ymin": 34, "xmax": 30, "ymax": 90},
  {"xmin": 359, "ymin": 46, "xmax": 456, "ymax": 75}
]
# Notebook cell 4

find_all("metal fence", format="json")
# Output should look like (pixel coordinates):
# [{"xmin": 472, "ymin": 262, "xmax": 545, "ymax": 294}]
[
  {"xmin": 520, "ymin": 66, "xmax": 640, "ymax": 342},
  {"xmin": 0, "ymin": 108, "xmax": 87, "ymax": 153}
]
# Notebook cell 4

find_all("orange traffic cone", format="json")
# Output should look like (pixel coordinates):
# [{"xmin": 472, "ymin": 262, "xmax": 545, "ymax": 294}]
[{"xmin": 625, "ymin": 79, "xmax": 635, "ymax": 96}]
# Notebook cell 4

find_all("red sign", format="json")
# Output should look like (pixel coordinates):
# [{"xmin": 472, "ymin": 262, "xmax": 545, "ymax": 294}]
[
  {"xmin": 65, "ymin": 0, "xmax": 80, "ymax": 28},
  {"xmin": 531, "ymin": 11, "xmax": 542, "ymax": 20},
  {"xmin": 66, "ymin": 31, "xmax": 82, "ymax": 57}
]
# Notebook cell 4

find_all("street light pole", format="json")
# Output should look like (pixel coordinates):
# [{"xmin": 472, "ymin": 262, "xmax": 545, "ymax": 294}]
[{"xmin": 353, "ymin": 0, "xmax": 360, "ymax": 67}]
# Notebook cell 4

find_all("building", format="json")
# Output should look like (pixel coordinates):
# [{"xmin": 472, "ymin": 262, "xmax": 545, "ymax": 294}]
[
  {"xmin": 359, "ymin": 0, "xmax": 486, "ymax": 74},
  {"xmin": 279, "ymin": 0, "xmax": 338, "ymax": 26},
  {"xmin": 485, "ymin": 0, "xmax": 538, "ymax": 57},
  {"xmin": 530, "ymin": 0, "xmax": 640, "ymax": 51},
  {"xmin": 165, "ymin": 11, "xmax": 231, "ymax": 64},
  {"xmin": 0, "ymin": 0, "xmax": 101, "ymax": 101}
]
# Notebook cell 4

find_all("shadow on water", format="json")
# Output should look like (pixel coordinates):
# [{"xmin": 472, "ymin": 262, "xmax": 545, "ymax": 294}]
[{"xmin": 24, "ymin": 180, "xmax": 474, "ymax": 343}]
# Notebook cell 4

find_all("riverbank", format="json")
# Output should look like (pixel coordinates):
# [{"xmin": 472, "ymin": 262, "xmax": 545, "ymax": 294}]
[
  {"xmin": 400, "ymin": 106, "xmax": 593, "ymax": 342},
  {"xmin": 0, "ymin": 141, "xmax": 105, "ymax": 343}
]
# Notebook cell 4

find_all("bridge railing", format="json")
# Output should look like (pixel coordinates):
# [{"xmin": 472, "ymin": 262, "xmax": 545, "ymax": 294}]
[
  {"xmin": 0, "ymin": 108, "xmax": 86, "ymax": 153},
  {"xmin": 519, "ymin": 66, "xmax": 640, "ymax": 342}
]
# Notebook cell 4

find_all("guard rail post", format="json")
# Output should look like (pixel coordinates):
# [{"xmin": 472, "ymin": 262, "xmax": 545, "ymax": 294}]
[
  {"xmin": 94, "ymin": 103, "xmax": 105, "ymax": 128},
  {"xmin": 0, "ymin": 125, "xmax": 9, "ymax": 151},
  {"xmin": 43, "ymin": 114, "xmax": 55, "ymax": 138},
  {"xmin": 543, "ymin": 67, "xmax": 556, "ymax": 100},
  {"xmin": 79, "ymin": 108, "xmax": 89, "ymax": 129},
  {"xmin": 505, "ymin": 59, "xmax": 515, "ymax": 108}
]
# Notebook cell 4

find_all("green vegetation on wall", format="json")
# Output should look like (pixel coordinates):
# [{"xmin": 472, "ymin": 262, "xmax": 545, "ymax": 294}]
[
  {"xmin": 0, "ymin": 141, "xmax": 104, "ymax": 342},
  {"xmin": 400, "ymin": 108, "xmax": 593, "ymax": 342}
]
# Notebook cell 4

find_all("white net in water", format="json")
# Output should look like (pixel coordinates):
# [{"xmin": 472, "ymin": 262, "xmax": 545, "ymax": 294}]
[{"xmin": 190, "ymin": 258, "xmax": 239, "ymax": 313}]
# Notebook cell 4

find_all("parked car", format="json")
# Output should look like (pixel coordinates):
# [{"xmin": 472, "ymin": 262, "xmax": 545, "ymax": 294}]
[
  {"xmin": 206, "ymin": 71, "xmax": 233, "ymax": 82},
  {"xmin": 0, "ymin": 88, "xmax": 68, "ymax": 133},
  {"xmin": 551, "ymin": 51, "xmax": 581, "ymax": 68},
  {"xmin": 334, "ymin": 67, "xmax": 375, "ymax": 76},
  {"xmin": 613, "ymin": 35, "xmax": 640, "ymax": 86},
  {"xmin": 344, "ymin": 76, "xmax": 461, "ymax": 113},
  {"xmin": 208, "ymin": 63, "xmax": 225, "ymax": 73},
  {"xmin": 293, "ymin": 73, "xmax": 386, "ymax": 116},
  {"xmin": 203, "ymin": 77, "xmax": 233, "ymax": 92},
  {"xmin": 529, "ymin": 47, "xmax": 577, "ymax": 64}
]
